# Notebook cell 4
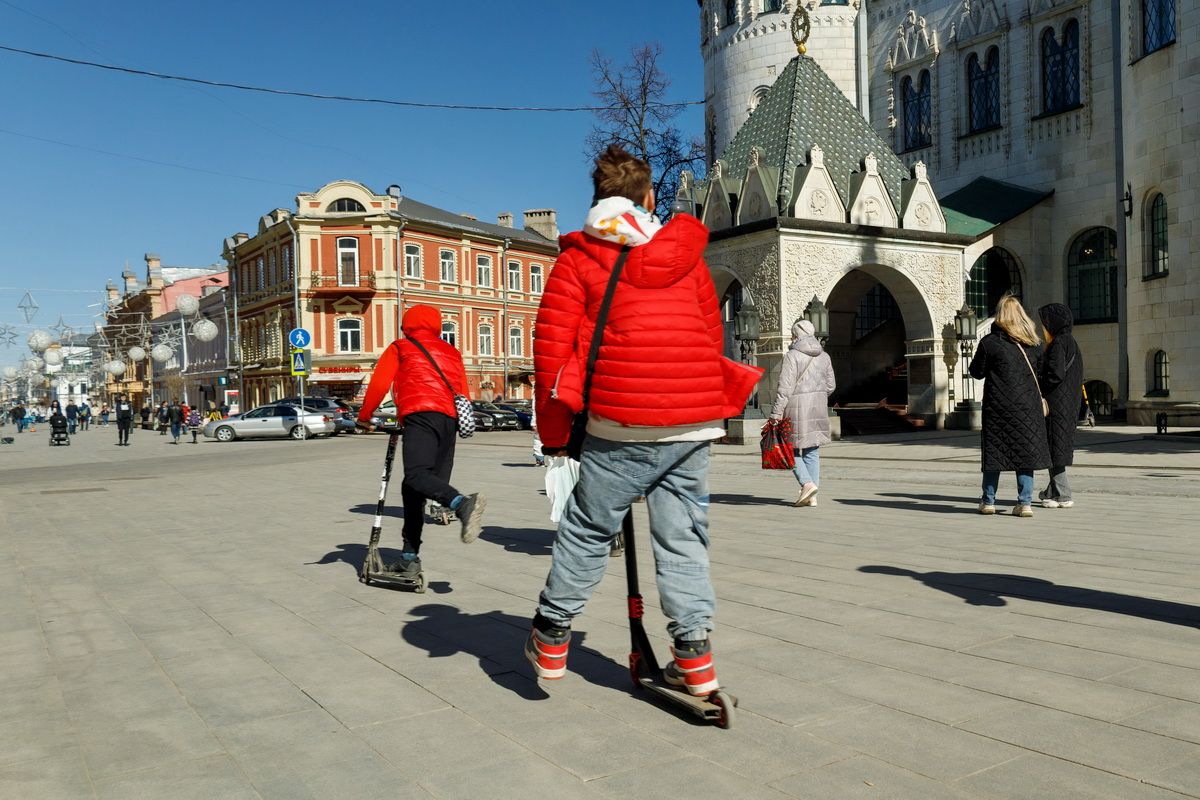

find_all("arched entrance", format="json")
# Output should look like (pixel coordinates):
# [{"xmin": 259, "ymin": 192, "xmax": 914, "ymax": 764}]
[{"xmin": 822, "ymin": 265, "xmax": 937, "ymax": 431}]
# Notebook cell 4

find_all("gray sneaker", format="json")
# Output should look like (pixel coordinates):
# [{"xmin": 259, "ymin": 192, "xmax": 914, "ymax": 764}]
[
  {"xmin": 456, "ymin": 493, "xmax": 487, "ymax": 543},
  {"xmin": 385, "ymin": 554, "xmax": 421, "ymax": 578},
  {"xmin": 978, "ymin": 502, "xmax": 996, "ymax": 515},
  {"xmin": 1013, "ymin": 505, "xmax": 1034, "ymax": 518}
]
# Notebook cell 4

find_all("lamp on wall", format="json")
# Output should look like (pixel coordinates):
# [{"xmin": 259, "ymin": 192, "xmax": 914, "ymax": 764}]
[
  {"xmin": 955, "ymin": 303, "xmax": 978, "ymax": 403},
  {"xmin": 803, "ymin": 295, "xmax": 829, "ymax": 344},
  {"xmin": 1122, "ymin": 182, "xmax": 1133, "ymax": 218}
]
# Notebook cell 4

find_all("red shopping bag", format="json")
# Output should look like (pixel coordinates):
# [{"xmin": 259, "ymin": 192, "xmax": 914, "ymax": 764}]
[{"xmin": 760, "ymin": 418, "xmax": 795, "ymax": 470}]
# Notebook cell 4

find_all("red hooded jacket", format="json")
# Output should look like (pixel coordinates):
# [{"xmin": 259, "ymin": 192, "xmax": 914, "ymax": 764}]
[
  {"xmin": 534, "ymin": 213, "xmax": 761, "ymax": 448},
  {"xmin": 358, "ymin": 304, "xmax": 469, "ymax": 425}
]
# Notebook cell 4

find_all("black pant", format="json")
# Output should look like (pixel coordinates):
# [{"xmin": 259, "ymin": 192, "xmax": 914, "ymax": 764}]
[
  {"xmin": 117, "ymin": 418, "xmax": 131, "ymax": 444},
  {"xmin": 400, "ymin": 412, "xmax": 460, "ymax": 553}
]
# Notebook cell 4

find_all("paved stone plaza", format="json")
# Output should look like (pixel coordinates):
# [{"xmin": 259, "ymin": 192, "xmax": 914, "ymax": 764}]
[{"xmin": 1, "ymin": 423, "xmax": 1198, "ymax": 799}]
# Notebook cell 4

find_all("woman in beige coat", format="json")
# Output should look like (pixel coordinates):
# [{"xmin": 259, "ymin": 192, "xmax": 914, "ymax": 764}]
[{"xmin": 769, "ymin": 320, "xmax": 836, "ymax": 506}]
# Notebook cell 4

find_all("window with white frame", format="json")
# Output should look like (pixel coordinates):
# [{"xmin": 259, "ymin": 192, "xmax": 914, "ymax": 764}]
[
  {"xmin": 478, "ymin": 324, "xmax": 494, "ymax": 356},
  {"xmin": 507, "ymin": 260, "xmax": 521, "ymax": 292},
  {"xmin": 337, "ymin": 318, "xmax": 362, "ymax": 352},
  {"xmin": 404, "ymin": 243, "xmax": 422, "ymax": 278},
  {"xmin": 529, "ymin": 264, "xmax": 544, "ymax": 294},
  {"xmin": 476, "ymin": 254, "xmax": 493, "ymax": 287},
  {"xmin": 337, "ymin": 237, "xmax": 359, "ymax": 286},
  {"xmin": 439, "ymin": 249, "xmax": 457, "ymax": 283},
  {"xmin": 508, "ymin": 326, "xmax": 523, "ymax": 357},
  {"xmin": 440, "ymin": 321, "xmax": 457, "ymax": 348},
  {"xmin": 256, "ymin": 257, "xmax": 265, "ymax": 291},
  {"xmin": 283, "ymin": 245, "xmax": 293, "ymax": 280}
]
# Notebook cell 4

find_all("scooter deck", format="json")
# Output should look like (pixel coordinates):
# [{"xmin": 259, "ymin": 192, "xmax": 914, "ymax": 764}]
[
  {"xmin": 635, "ymin": 672, "xmax": 737, "ymax": 726},
  {"xmin": 360, "ymin": 568, "xmax": 426, "ymax": 592}
]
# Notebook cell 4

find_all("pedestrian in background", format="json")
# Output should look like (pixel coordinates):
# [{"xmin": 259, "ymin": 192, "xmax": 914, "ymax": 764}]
[
  {"xmin": 65, "ymin": 400, "xmax": 79, "ymax": 435},
  {"xmin": 1037, "ymin": 303, "xmax": 1083, "ymax": 509},
  {"xmin": 168, "ymin": 399, "xmax": 184, "ymax": 444},
  {"xmin": 968, "ymin": 294, "xmax": 1051, "ymax": 517},
  {"xmin": 79, "ymin": 401, "xmax": 91, "ymax": 430},
  {"xmin": 100, "ymin": 404, "xmax": 110, "ymax": 426},
  {"xmin": 140, "ymin": 403, "xmax": 151, "ymax": 430},
  {"xmin": 187, "ymin": 406, "xmax": 202, "ymax": 443},
  {"xmin": 206, "ymin": 401, "xmax": 222, "ymax": 422},
  {"xmin": 357, "ymin": 304, "xmax": 488, "ymax": 580},
  {"xmin": 13, "ymin": 404, "xmax": 26, "ymax": 433},
  {"xmin": 769, "ymin": 318, "xmax": 836, "ymax": 507},
  {"xmin": 157, "ymin": 401, "xmax": 169, "ymax": 435},
  {"xmin": 114, "ymin": 394, "xmax": 134, "ymax": 446}
]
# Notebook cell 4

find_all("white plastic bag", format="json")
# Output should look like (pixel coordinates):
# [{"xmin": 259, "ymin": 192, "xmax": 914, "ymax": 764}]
[{"xmin": 544, "ymin": 456, "xmax": 581, "ymax": 524}]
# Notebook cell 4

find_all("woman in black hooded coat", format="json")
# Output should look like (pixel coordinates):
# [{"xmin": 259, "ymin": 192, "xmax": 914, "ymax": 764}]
[{"xmin": 1037, "ymin": 303, "xmax": 1083, "ymax": 508}]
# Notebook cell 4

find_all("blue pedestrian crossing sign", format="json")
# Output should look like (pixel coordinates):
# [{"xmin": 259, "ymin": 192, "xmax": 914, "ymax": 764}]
[
  {"xmin": 288, "ymin": 327, "xmax": 312, "ymax": 349},
  {"xmin": 290, "ymin": 348, "xmax": 310, "ymax": 377}
]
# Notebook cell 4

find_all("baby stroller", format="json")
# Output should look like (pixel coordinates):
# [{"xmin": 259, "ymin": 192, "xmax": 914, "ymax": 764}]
[{"xmin": 49, "ymin": 417, "xmax": 70, "ymax": 446}]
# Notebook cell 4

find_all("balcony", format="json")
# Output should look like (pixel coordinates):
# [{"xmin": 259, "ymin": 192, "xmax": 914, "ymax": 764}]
[{"xmin": 309, "ymin": 272, "xmax": 377, "ymax": 294}]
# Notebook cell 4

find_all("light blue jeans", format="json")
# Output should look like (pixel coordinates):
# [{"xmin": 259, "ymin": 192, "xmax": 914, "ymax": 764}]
[
  {"xmin": 792, "ymin": 447, "xmax": 820, "ymax": 486},
  {"xmin": 537, "ymin": 436, "xmax": 715, "ymax": 641},
  {"xmin": 982, "ymin": 470, "xmax": 1034, "ymax": 506}
]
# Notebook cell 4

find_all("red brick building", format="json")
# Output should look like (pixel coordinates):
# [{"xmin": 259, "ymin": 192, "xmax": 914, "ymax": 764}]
[{"xmin": 224, "ymin": 180, "xmax": 558, "ymax": 407}]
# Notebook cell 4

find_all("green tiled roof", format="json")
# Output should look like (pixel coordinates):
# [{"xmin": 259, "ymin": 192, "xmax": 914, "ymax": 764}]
[
  {"xmin": 939, "ymin": 177, "xmax": 1054, "ymax": 238},
  {"xmin": 719, "ymin": 55, "xmax": 908, "ymax": 210}
]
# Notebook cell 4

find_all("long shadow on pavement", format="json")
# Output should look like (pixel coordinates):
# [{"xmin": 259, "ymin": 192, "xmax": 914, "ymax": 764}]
[
  {"xmin": 837, "ymin": 498, "xmax": 975, "ymax": 514},
  {"xmin": 709, "ymin": 493, "xmax": 793, "ymax": 507},
  {"xmin": 479, "ymin": 526, "xmax": 555, "ymax": 556},
  {"xmin": 347, "ymin": 503, "xmax": 405, "ymax": 519},
  {"xmin": 860, "ymin": 566, "xmax": 1200, "ymax": 628},
  {"xmin": 307, "ymin": 543, "xmax": 452, "ymax": 594},
  {"xmin": 878, "ymin": 492, "xmax": 983, "ymax": 505}
]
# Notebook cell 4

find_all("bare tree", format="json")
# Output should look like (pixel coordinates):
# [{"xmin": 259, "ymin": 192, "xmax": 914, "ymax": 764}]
[{"xmin": 586, "ymin": 43, "xmax": 705, "ymax": 219}]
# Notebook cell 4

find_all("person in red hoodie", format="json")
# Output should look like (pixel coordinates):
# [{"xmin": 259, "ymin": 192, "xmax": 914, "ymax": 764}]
[
  {"xmin": 524, "ymin": 145, "xmax": 762, "ymax": 694},
  {"xmin": 357, "ymin": 304, "xmax": 487, "ymax": 578}
]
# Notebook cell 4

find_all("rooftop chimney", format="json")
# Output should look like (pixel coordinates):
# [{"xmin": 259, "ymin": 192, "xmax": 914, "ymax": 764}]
[
  {"xmin": 523, "ymin": 209, "xmax": 558, "ymax": 240},
  {"xmin": 497, "ymin": 212, "xmax": 514, "ymax": 228},
  {"xmin": 106, "ymin": 281, "xmax": 119, "ymax": 305},
  {"xmin": 121, "ymin": 270, "xmax": 137, "ymax": 294},
  {"xmin": 144, "ymin": 253, "xmax": 163, "ymax": 288}
]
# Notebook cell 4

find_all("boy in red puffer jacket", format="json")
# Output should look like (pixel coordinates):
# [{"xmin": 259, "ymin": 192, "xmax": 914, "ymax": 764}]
[
  {"xmin": 525, "ymin": 145, "xmax": 762, "ymax": 692},
  {"xmin": 358, "ymin": 304, "xmax": 487, "ymax": 578}
]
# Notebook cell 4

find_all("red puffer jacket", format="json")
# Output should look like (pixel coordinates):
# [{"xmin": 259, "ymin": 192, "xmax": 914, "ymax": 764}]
[
  {"xmin": 534, "ymin": 213, "xmax": 760, "ymax": 448},
  {"xmin": 358, "ymin": 304, "xmax": 469, "ymax": 425}
]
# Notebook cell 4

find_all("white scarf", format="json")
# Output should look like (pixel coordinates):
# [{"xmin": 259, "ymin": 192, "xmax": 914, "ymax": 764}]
[{"xmin": 583, "ymin": 197, "xmax": 662, "ymax": 247}]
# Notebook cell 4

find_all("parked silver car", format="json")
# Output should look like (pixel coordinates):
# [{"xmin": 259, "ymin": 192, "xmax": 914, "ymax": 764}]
[{"xmin": 203, "ymin": 404, "xmax": 336, "ymax": 442}]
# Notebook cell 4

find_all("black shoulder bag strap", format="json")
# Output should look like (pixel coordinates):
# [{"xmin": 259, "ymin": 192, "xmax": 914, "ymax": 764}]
[
  {"xmin": 405, "ymin": 338, "xmax": 456, "ymax": 399},
  {"xmin": 580, "ymin": 245, "xmax": 631, "ymax": 413}
]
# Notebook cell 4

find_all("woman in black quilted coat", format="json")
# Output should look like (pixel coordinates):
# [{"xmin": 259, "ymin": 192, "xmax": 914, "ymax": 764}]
[
  {"xmin": 1037, "ymin": 303, "xmax": 1083, "ymax": 508},
  {"xmin": 968, "ymin": 295, "xmax": 1051, "ymax": 516}
]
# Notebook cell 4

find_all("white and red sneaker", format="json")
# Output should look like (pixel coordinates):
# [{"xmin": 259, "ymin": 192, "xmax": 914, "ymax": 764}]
[
  {"xmin": 525, "ymin": 623, "xmax": 570, "ymax": 680},
  {"xmin": 664, "ymin": 639, "xmax": 719, "ymax": 696}
]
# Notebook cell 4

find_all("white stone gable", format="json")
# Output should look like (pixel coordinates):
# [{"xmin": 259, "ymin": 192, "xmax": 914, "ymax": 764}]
[
  {"xmin": 736, "ymin": 148, "xmax": 779, "ymax": 225},
  {"xmin": 847, "ymin": 154, "xmax": 899, "ymax": 228},
  {"xmin": 887, "ymin": 10, "xmax": 940, "ymax": 72},
  {"xmin": 788, "ymin": 146, "xmax": 848, "ymax": 222},
  {"xmin": 951, "ymin": 0, "xmax": 1006, "ymax": 44},
  {"xmin": 701, "ymin": 161, "xmax": 735, "ymax": 231},
  {"xmin": 900, "ymin": 162, "xmax": 947, "ymax": 233}
]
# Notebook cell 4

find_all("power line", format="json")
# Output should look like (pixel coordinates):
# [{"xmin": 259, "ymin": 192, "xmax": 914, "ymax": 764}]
[{"xmin": 0, "ymin": 43, "xmax": 704, "ymax": 113}]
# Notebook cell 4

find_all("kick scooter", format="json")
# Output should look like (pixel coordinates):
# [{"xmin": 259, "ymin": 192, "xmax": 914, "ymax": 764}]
[
  {"xmin": 360, "ymin": 427, "xmax": 426, "ymax": 593},
  {"xmin": 622, "ymin": 511, "xmax": 735, "ymax": 728}
]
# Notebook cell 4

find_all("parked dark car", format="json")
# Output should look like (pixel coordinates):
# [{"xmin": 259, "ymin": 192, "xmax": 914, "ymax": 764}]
[
  {"xmin": 496, "ymin": 403, "xmax": 533, "ymax": 430},
  {"xmin": 278, "ymin": 396, "xmax": 356, "ymax": 435},
  {"xmin": 471, "ymin": 401, "xmax": 520, "ymax": 431}
]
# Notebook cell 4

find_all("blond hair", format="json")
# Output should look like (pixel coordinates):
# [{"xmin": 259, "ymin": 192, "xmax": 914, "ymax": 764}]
[{"xmin": 993, "ymin": 294, "xmax": 1040, "ymax": 346}]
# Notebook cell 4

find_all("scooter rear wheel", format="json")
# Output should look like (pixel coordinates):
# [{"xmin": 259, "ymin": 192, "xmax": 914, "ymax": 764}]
[
  {"xmin": 415, "ymin": 574, "xmax": 427, "ymax": 593},
  {"xmin": 711, "ymin": 691, "xmax": 735, "ymax": 729}
]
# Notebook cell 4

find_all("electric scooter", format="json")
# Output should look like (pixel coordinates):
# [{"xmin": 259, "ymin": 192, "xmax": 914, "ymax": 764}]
[
  {"xmin": 359, "ymin": 427, "xmax": 426, "ymax": 593},
  {"xmin": 621, "ymin": 511, "xmax": 736, "ymax": 729}
]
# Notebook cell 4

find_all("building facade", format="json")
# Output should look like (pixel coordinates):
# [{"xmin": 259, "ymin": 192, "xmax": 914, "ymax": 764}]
[
  {"xmin": 224, "ymin": 181, "xmax": 558, "ymax": 408},
  {"xmin": 698, "ymin": 0, "xmax": 1198, "ymax": 424}
]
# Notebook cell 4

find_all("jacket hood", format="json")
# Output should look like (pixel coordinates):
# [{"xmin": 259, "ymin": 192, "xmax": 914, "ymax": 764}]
[
  {"xmin": 1039, "ymin": 303, "xmax": 1073, "ymax": 336},
  {"xmin": 401, "ymin": 304, "xmax": 441, "ymax": 338},
  {"xmin": 790, "ymin": 334, "xmax": 824, "ymax": 357},
  {"xmin": 561, "ymin": 213, "xmax": 709, "ymax": 290}
]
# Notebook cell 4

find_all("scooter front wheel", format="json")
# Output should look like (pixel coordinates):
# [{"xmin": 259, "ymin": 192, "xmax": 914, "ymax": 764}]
[{"xmin": 711, "ymin": 691, "xmax": 735, "ymax": 729}]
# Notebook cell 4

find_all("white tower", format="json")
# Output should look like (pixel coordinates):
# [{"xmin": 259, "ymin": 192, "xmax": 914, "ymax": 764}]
[{"xmin": 701, "ymin": 0, "xmax": 866, "ymax": 163}]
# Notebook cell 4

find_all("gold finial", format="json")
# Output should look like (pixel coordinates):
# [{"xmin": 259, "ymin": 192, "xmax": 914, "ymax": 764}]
[{"xmin": 791, "ymin": 4, "xmax": 812, "ymax": 55}]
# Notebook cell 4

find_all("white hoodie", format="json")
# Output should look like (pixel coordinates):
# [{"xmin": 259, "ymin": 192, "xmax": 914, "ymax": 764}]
[{"xmin": 583, "ymin": 197, "xmax": 663, "ymax": 248}]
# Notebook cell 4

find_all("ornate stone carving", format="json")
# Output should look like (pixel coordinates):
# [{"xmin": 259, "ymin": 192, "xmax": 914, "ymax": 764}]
[
  {"xmin": 888, "ymin": 10, "xmax": 940, "ymax": 71},
  {"xmin": 810, "ymin": 190, "xmax": 829, "ymax": 217},
  {"xmin": 952, "ymin": 0, "xmax": 1005, "ymax": 44},
  {"xmin": 914, "ymin": 203, "xmax": 932, "ymax": 227}
]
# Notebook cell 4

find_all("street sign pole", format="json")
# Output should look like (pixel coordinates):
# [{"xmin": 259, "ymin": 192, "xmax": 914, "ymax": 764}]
[{"xmin": 288, "ymin": 329, "xmax": 313, "ymax": 441}]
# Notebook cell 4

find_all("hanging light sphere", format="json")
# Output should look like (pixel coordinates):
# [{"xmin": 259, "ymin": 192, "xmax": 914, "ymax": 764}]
[
  {"xmin": 175, "ymin": 294, "xmax": 200, "ymax": 316},
  {"xmin": 106, "ymin": 360, "xmax": 127, "ymax": 376},
  {"xmin": 150, "ymin": 344, "xmax": 173, "ymax": 363},
  {"xmin": 127, "ymin": 346, "xmax": 146, "ymax": 362},
  {"xmin": 3, "ymin": 366, "xmax": 16, "ymax": 379},
  {"xmin": 191, "ymin": 318, "xmax": 218, "ymax": 342},
  {"xmin": 43, "ymin": 349, "xmax": 64, "ymax": 367},
  {"xmin": 25, "ymin": 356, "xmax": 44, "ymax": 372},
  {"xmin": 27, "ymin": 330, "xmax": 52, "ymax": 352}
]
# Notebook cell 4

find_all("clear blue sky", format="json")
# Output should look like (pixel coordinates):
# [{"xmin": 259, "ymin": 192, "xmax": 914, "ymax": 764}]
[{"xmin": 0, "ymin": 0, "xmax": 704, "ymax": 371}]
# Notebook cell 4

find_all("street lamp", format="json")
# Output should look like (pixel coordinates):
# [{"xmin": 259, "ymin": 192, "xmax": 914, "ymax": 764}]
[
  {"xmin": 955, "ymin": 303, "xmax": 978, "ymax": 402},
  {"xmin": 803, "ymin": 295, "xmax": 829, "ymax": 344},
  {"xmin": 733, "ymin": 297, "xmax": 761, "ymax": 415}
]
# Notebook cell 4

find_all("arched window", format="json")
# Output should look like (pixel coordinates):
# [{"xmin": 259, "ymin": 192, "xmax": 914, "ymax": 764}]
[
  {"xmin": 327, "ymin": 198, "xmax": 365, "ymax": 213},
  {"xmin": 965, "ymin": 248, "xmax": 1022, "ymax": 319},
  {"xmin": 507, "ymin": 260, "xmax": 522, "ymax": 292},
  {"xmin": 509, "ymin": 327, "xmax": 523, "ymax": 357},
  {"xmin": 1147, "ymin": 193, "xmax": 1168, "ymax": 277},
  {"xmin": 476, "ymin": 255, "xmax": 493, "ymax": 287},
  {"xmin": 763, "ymin": 0, "xmax": 782, "ymax": 12},
  {"xmin": 967, "ymin": 48, "xmax": 1001, "ymax": 132},
  {"xmin": 439, "ymin": 249, "xmax": 457, "ymax": 283},
  {"xmin": 901, "ymin": 70, "xmax": 932, "ymax": 151},
  {"xmin": 529, "ymin": 264, "xmax": 544, "ymax": 295},
  {"xmin": 1143, "ymin": 0, "xmax": 1176, "ymax": 53},
  {"xmin": 478, "ymin": 324, "xmax": 494, "ymax": 356},
  {"xmin": 724, "ymin": 0, "xmax": 738, "ymax": 27},
  {"xmin": 440, "ymin": 321, "xmax": 457, "ymax": 348},
  {"xmin": 855, "ymin": 284, "xmax": 901, "ymax": 341},
  {"xmin": 749, "ymin": 85, "xmax": 770, "ymax": 112},
  {"xmin": 1084, "ymin": 380, "xmax": 1114, "ymax": 418},
  {"xmin": 1152, "ymin": 351, "xmax": 1170, "ymax": 394},
  {"xmin": 336, "ymin": 237, "xmax": 358, "ymax": 285},
  {"xmin": 404, "ymin": 244, "xmax": 422, "ymax": 279},
  {"xmin": 337, "ymin": 318, "xmax": 361, "ymax": 353},
  {"xmin": 1041, "ymin": 21, "xmax": 1080, "ymax": 115},
  {"xmin": 1068, "ymin": 227, "xmax": 1118, "ymax": 323}
]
